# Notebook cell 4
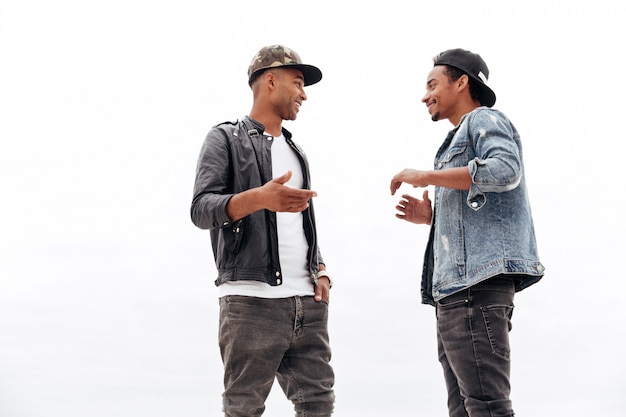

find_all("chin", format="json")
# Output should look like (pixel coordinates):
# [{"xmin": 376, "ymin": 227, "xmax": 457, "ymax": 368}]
[{"xmin": 431, "ymin": 112, "xmax": 440, "ymax": 122}]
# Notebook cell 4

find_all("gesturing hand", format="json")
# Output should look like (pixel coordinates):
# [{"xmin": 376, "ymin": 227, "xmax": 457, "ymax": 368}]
[
  {"xmin": 395, "ymin": 190, "xmax": 433, "ymax": 225},
  {"xmin": 390, "ymin": 169, "xmax": 430, "ymax": 195},
  {"xmin": 262, "ymin": 171, "xmax": 317, "ymax": 213}
]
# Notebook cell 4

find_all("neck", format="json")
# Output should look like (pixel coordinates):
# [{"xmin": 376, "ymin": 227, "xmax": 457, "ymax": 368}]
[
  {"xmin": 449, "ymin": 102, "xmax": 481, "ymax": 127},
  {"xmin": 249, "ymin": 108, "xmax": 282, "ymax": 137}
]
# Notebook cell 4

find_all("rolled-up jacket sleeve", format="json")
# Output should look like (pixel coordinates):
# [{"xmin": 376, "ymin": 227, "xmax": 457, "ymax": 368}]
[
  {"xmin": 190, "ymin": 129, "xmax": 235, "ymax": 230},
  {"xmin": 467, "ymin": 110, "xmax": 522, "ymax": 209}
]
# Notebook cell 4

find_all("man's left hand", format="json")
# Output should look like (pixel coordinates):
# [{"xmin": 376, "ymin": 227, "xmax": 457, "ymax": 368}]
[{"xmin": 314, "ymin": 277, "xmax": 331, "ymax": 303}]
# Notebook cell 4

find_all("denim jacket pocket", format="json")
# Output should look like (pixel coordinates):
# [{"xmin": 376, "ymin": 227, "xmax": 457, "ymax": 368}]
[{"xmin": 436, "ymin": 144, "xmax": 468, "ymax": 169}]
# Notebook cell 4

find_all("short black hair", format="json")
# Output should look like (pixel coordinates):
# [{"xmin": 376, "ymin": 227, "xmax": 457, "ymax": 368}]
[
  {"xmin": 443, "ymin": 65, "xmax": 482, "ymax": 104},
  {"xmin": 248, "ymin": 69, "xmax": 267, "ymax": 87}
]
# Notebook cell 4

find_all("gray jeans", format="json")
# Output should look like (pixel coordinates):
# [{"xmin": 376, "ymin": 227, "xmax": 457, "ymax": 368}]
[
  {"xmin": 219, "ymin": 295, "xmax": 335, "ymax": 417},
  {"xmin": 436, "ymin": 276, "xmax": 516, "ymax": 417}
]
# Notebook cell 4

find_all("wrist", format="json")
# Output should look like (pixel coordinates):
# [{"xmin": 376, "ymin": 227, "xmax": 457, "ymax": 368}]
[{"xmin": 313, "ymin": 270, "xmax": 333, "ymax": 289}]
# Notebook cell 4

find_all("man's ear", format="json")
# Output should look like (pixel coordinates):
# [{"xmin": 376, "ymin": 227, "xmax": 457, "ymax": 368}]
[
  {"xmin": 457, "ymin": 74, "xmax": 470, "ymax": 92},
  {"xmin": 265, "ymin": 70, "xmax": 278, "ymax": 90}
]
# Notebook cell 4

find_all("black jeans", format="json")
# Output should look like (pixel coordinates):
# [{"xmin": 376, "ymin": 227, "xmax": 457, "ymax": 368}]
[
  {"xmin": 219, "ymin": 295, "xmax": 335, "ymax": 417},
  {"xmin": 436, "ymin": 276, "xmax": 516, "ymax": 417}
]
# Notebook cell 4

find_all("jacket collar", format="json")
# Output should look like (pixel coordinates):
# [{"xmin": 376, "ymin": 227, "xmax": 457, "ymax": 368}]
[{"xmin": 242, "ymin": 116, "xmax": 292, "ymax": 140}]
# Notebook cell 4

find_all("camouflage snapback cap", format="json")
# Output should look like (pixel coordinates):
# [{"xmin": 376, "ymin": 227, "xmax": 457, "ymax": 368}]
[{"xmin": 247, "ymin": 45, "xmax": 322, "ymax": 86}]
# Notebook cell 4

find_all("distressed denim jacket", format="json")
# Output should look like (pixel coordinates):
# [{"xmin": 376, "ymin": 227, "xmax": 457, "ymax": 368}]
[{"xmin": 421, "ymin": 107, "xmax": 544, "ymax": 305}]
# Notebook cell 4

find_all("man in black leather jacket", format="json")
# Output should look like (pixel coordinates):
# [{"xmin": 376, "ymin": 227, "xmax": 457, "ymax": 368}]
[{"xmin": 190, "ymin": 45, "xmax": 334, "ymax": 417}]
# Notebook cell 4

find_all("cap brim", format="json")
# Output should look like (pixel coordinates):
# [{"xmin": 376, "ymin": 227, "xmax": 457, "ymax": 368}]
[
  {"xmin": 479, "ymin": 85, "xmax": 496, "ymax": 107},
  {"xmin": 291, "ymin": 64, "xmax": 322, "ymax": 86},
  {"xmin": 469, "ymin": 74, "xmax": 496, "ymax": 107},
  {"xmin": 249, "ymin": 63, "xmax": 323, "ymax": 87}
]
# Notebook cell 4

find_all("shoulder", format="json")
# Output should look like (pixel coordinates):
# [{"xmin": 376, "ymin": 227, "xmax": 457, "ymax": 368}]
[
  {"xmin": 211, "ymin": 119, "xmax": 239, "ymax": 131},
  {"xmin": 205, "ymin": 119, "xmax": 243, "ymax": 142},
  {"xmin": 465, "ymin": 110, "xmax": 522, "ymax": 151},
  {"xmin": 469, "ymin": 107, "xmax": 512, "ymax": 125},
  {"xmin": 466, "ymin": 107, "xmax": 518, "ymax": 134}
]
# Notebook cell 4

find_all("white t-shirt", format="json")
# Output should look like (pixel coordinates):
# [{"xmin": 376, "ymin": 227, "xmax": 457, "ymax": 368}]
[{"xmin": 217, "ymin": 134, "xmax": 314, "ymax": 298}]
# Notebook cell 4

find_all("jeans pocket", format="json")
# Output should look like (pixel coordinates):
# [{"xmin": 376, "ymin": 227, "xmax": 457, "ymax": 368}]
[
  {"xmin": 481, "ymin": 304, "xmax": 514, "ymax": 360},
  {"xmin": 435, "ymin": 296, "xmax": 467, "ymax": 321}
]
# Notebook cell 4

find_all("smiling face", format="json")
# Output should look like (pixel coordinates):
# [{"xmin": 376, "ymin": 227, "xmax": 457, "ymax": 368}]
[
  {"xmin": 422, "ymin": 65, "xmax": 458, "ymax": 123},
  {"xmin": 271, "ymin": 67, "xmax": 307, "ymax": 121}
]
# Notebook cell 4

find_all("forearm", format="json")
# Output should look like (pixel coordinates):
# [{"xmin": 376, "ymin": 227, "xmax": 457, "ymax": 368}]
[
  {"xmin": 226, "ymin": 187, "xmax": 264, "ymax": 222},
  {"xmin": 426, "ymin": 167, "xmax": 472, "ymax": 190},
  {"xmin": 391, "ymin": 167, "xmax": 472, "ymax": 195}
]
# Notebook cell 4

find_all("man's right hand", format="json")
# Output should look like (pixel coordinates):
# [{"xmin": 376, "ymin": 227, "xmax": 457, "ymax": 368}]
[
  {"xmin": 394, "ymin": 190, "xmax": 432, "ymax": 225},
  {"xmin": 261, "ymin": 171, "xmax": 317, "ymax": 213},
  {"xmin": 226, "ymin": 171, "xmax": 317, "ymax": 221}
]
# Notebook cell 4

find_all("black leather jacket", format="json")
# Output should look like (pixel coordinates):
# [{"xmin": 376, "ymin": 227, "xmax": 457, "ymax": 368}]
[{"xmin": 191, "ymin": 116, "xmax": 323, "ymax": 287}]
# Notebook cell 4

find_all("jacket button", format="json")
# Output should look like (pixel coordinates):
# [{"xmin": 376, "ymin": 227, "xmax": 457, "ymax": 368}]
[
  {"xmin": 276, "ymin": 279, "xmax": 281, "ymax": 285},
  {"xmin": 275, "ymin": 271, "xmax": 281, "ymax": 277},
  {"xmin": 471, "ymin": 202, "xmax": 479, "ymax": 208}
]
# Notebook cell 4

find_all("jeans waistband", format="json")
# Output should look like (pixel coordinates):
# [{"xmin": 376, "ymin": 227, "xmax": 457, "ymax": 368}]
[{"xmin": 439, "ymin": 275, "xmax": 516, "ymax": 304}]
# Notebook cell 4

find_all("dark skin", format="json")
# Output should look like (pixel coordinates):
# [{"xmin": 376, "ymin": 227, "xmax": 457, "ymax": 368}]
[
  {"xmin": 390, "ymin": 65, "xmax": 479, "ymax": 223},
  {"xmin": 226, "ymin": 67, "xmax": 330, "ymax": 302}
]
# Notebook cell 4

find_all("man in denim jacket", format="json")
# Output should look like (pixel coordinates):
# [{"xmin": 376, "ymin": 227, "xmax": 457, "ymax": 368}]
[
  {"xmin": 191, "ymin": 45, "xmax": 334, "ymax": 417},
  {"xmin": 390, "ymin": 49, "xmax": 544, "ymax": 417}
]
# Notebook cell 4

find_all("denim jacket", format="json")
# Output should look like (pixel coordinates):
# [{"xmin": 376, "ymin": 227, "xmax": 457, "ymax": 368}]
[
  {"xmin": 421, "ymin": 107, "xmax": 544, "ymax": 305},
  {"xmin": 190, "ymin": 116, "xmax": 323, "ymax": 287}
]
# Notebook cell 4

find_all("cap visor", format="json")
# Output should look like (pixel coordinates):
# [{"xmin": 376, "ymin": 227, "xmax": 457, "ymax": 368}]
[
  {"xmin": 481, "ymin": 87, "xmax": 496, "ymax": 107},
  {"xmin": 295, "ymin": 64, "xmax": 322, "ymax": 86}
]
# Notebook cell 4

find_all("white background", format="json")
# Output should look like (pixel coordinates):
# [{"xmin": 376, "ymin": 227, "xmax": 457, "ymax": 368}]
[{"xmin": 1, "ymin": 0, "xmax": 625, "ymax": 416}]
